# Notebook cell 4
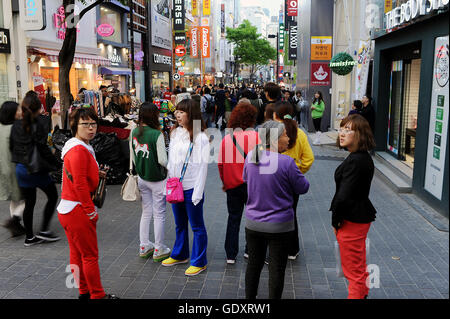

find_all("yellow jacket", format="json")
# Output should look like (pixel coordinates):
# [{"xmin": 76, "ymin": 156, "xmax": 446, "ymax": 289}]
[{"xmin": 283, "ymin": 128, "xmax": 315, "ymax": 174}]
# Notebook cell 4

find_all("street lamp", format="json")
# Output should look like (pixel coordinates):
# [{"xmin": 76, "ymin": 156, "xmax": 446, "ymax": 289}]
[{"xmin": 268, "ymin": 33, "xmax": 279, "ymax": 84}]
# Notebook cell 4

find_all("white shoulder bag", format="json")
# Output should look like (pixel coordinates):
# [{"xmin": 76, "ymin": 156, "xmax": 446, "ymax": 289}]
[{"xmin": 121, "ymin": 131, "xmax": 141, "ymax": 201}]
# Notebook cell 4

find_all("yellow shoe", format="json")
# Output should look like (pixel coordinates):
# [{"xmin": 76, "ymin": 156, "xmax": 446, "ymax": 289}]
[
  {"xmin": 185, "ymin": 265, "xmax": 207, "ymax": 276},
  {"xmin": 161, "ymin": 257, "xmax": 189, "ymax": 267}
]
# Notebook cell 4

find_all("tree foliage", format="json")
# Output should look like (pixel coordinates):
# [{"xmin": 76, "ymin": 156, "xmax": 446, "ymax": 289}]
[{"xmin": 226, "ymin": 20, "xmax": 277, "ymax": 81}]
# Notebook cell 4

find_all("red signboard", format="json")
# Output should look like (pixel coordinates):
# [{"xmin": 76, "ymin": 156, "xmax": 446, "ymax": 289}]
[
  {"xmin": 190, "ymin": 27, "xmax": 199, "ymax": 58},
  {"xmin": 201, "ymin": 26, "xmax": 210, "ymax": 58},
  {"xmin": 311, "ymin": 63, "xmax": 331, "ymax": 86},
  {"xmin": 287, "ymin": 0, "xmax": 298, "ymax": 17},
  {"xmin": 175, "ymin": 45, "xmax": 186, "ymax": 57}
]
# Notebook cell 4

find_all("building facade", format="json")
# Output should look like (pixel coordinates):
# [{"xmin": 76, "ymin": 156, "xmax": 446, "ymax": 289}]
[{"xmin": 372, "ymin": 1, "xmax": 449, "ymax": 215}]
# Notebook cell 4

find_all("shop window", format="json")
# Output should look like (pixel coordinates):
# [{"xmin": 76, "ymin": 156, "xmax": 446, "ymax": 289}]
[
  {"xmin": 100, "ymin": 6, "xmax": 122, "ymax": 43},
  {"xmin": 0, "ymin": 54, "xmax": 8, "ymax": 104}
]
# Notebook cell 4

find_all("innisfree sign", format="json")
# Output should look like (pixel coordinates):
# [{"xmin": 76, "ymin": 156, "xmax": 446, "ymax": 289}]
[{"xmin": 329, "ymin": 52, "xmax": 357, "ymax": 76}]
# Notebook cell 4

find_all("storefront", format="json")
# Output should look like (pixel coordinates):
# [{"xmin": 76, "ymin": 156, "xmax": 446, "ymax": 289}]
[
  {"xmin": 372, "ymin": 5, "xmax": 449, "ymax": 216},
  {"xmin": 151, "ymin": 49, "xmax": 172, "ymax": 96},
  {"xmin": 96, "ymin": 1, "xmax": 131, "ymax": 93},
  {"xmin": 25, "ymin": 1, "xmax": 109, "ymax": 110}
]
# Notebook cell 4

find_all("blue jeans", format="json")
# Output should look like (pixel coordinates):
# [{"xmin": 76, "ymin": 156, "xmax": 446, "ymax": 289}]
[
  {"xmin": 171, "ymin": 189, "xmax": 208, "ymax": 267},
  {"xmin": 202, "ymin": 112, "xmax": 214, "ymax": 128}
]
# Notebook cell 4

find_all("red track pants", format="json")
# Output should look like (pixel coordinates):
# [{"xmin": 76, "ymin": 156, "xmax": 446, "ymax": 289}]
[
  {"xmin": 336, "ymin": 220, "xmax": 371, "ymax": 299},
  {"xmin": 58, "ymin": 205, "xmax": 106, "ymax": 299}
]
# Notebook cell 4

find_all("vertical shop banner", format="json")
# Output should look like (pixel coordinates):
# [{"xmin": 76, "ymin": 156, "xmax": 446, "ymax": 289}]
[
  {"xmin": 190, "ymin": 26, "xmax": 199, "ymax": 58},
  {"xmin": 221, "ymin": 4, "xmax": 225, "ymax": 36},
  {"xmin": 173, "ymin": 0, "xmax": 185, "ymax": 31},
  {"xmin": 152, "ymin": 0, "xmax": 171, "ymax": 50},
  {"xmin": 288, "ymin": 20, "xmax": 298, "ymax": 60},
  {"xmin": 311, "ymin": 36, "xmax": 332, "ymax": 60},
  {"xmin": 219, "ymin": 39, "xmax": 226, "ymax": 71},
  {"xmin": 424, "ymin": 35, "xmax": 449, "ymax": 200},
  {"xmin": 287, "ymin": 0, "xmax": 298, "ymax": 16},
  {"xmin": 192, "ymin": 0, "xmax": 198, "ymax": 16},
  {"xmin": 284, "ymin": 0, "xmax": 296, "ymax": 28},
  {"xmin": 203, "ymin": 0, "xmax": 211, "ymax": 16},
  {"xmin": 19, "ymin": 0, "xmax": 47, "ymax": 31},
  {"xmin": 201, "ymin": 26, "xmax": 210, "ymax": 58},
  {"xmin": 279, "ymin": 24, "xmax": 285, "ymax": 52},
  {"xmin": 384, "ymin": 0, "xmax": 393, "ymax": 13},
  {"xmin": 310, "ymin": 63, "xmax": 330, "ymax": 86},
  {"xmin": 355, "ymin": 40, "xmax": 371, "ymax": 99}
]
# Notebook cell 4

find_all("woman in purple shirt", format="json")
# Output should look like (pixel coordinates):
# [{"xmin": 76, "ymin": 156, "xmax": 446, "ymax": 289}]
[{"xmin": 243, "ymin": 121, "xmax": 310, "ymax": 299}]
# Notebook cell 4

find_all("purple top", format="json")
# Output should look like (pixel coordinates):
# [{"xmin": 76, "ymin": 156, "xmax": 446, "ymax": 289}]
[{"xmin": 243, "ymin": 150, "xmax": 310, "ymax": 233}]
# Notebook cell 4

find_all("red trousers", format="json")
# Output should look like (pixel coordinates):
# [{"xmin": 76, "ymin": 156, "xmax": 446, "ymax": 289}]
[
  {"xmin": 58, "ymin": 205, "xmax": 106, "ymax": 299},
  {"xmin": 336, "ymin": 220, "xmax": 371, "ymax": 299}
]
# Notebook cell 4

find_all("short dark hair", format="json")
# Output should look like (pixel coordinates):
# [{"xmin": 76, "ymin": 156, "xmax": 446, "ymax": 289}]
[
  {"xmin": 353, "ymin": 100, "xmax": 363, "ymax": 110},
  {"xmin": 99, "ymin": 85, "xmax": 107, "ymax": 90},
  {"xmin": 337, "ymin": 114, "xmax": 375, "ymax": 151},
  {"xmin": 0, "ymin": 101, "xmax": 19, "ymax": 125},
  {"xmin": 219, "ymin": 83, "xmax": 224, "ymax": 89},
  {"xmin": 264, "ymin": 82, "xmax": 281, "ymax": 101},
  {"xmin": 69, "ymin": 106, "xmax": 99, "ymax": 136},
  {"xmin": 204, "ymin": 87, "xmax": 211, "ymax": 94}
]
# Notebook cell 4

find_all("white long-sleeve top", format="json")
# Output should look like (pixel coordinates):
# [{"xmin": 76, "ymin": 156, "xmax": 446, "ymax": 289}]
[{"xmin": 168, "ymin": 127, "xmax": 210, "ymax": 204}]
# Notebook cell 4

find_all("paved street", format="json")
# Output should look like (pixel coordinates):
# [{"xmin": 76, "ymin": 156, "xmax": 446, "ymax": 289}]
[{"xmin": 0, "ymin": 138, "xmax": 448, "ymax": 299}]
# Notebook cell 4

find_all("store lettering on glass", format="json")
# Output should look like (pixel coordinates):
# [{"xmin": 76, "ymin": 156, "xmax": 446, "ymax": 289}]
[
  {"xmin": 108, "ymin": 48, "xmax": 122, "ymax": 66},
  {"xmin": 53, "ymin": 6, "xmax": 80, "ymax": 40}
]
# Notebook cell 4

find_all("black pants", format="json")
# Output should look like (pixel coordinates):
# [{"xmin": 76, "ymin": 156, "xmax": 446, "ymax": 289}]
[
  {"xmin": 288, "ymin": 194, "xmax": 300, "ymax": 256},
  {"xmin": 313, "ymin": 117, "xmax": 322, "ymax": 132},
  {"xmin": 225, "ymin": 184, "xmax": 248, "ymax": 259},
  {"xmin": 245, "ymin": 228, "xmax": 290, "ymax": 299},
  {"xmin": 20, "ymin": 183, "xmax": 58, "ymax": 239}
]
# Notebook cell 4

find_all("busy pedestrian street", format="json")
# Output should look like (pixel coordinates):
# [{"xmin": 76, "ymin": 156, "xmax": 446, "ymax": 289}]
[{"xmin": 0, "ymin": 140, "xmax": 448, "ymax": 300}]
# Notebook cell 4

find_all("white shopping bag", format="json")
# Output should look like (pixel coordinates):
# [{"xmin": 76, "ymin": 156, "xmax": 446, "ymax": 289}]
[{"xmin": 335, "ymin": 238, "xmax": 370, "ymax": 278}]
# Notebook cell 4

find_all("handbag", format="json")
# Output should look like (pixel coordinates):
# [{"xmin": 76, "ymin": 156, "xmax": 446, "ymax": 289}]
[
  {"xmin": 166, "ymin": 142, "xmax": 194, "ymax": 204},
  {"xmin": 64, "ymin": 165, "xmax": 107, "ymax": 209},
  {"xmin": 335, "ymin": 237, "xmax": 370, "ymax": 278},
  {"xmin": 121, "ymin": 135, "xmax": 141, "ymax": 201}
]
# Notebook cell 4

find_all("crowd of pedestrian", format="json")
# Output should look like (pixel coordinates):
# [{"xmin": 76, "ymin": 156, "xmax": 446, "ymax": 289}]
[{"xmin": 0, "ymin": 81, "xmax": 377, "ymax": 300}]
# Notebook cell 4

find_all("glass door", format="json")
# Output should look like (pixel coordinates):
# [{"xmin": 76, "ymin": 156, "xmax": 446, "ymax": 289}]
[{"xmin": 387, "ymin": 60, "xmax": 403, "ymax": 156}]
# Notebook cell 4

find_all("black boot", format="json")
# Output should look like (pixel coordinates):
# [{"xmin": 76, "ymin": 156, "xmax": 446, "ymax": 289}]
[
  {"xmin": 3, "ymin": 216, "xmax": 26, "ymax": 237},
  {"xmin": 78, "ymin": 293, "xmax": 90, "ymax": 300}
]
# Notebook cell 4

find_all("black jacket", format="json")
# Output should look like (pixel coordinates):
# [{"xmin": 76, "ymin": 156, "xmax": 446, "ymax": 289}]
[
  {"xmin": 360, "ymin": 103, "xmax": 376, "ymax": 133},
  {"xmin": 214, "ymin": 89, "xmax": 226, "ymax": 116},
  {"xmin": 330, "ymin": 151, "xmax": 377, "ymax": 229},
  {"xmin": 10, "ymin": 117, "xmax": 59, "ymax": 169}
]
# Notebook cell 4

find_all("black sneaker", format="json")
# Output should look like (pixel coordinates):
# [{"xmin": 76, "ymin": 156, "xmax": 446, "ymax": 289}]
[
  {"xmin": 78, "ymin": 293, "xmax": 90, "ymax": 300},
  {"xmin": 3, "ymin": 217, "xmax": 26, "ymax": 237},
  {"xmin": 36, "ymin": 231, "xmax": 60, "ymax": 242},
  {"xmin": 102, "ymin": 294, "xmax": 120, "ymax": 299},
  {"xmin": 24, "ymin": 236, "xmax": 44, "ymax": 247}
]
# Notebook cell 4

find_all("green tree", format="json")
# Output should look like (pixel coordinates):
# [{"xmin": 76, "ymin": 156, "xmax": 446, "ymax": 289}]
[{"xmin": 226, "ymin": 20, "xmax": 276, "ymax": 83}]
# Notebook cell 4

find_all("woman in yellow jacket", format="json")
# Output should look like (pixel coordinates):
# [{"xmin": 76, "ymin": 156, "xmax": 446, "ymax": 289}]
[{"xmin": 273, "ymin": 101, "xmax": 314, "ymax": 260}]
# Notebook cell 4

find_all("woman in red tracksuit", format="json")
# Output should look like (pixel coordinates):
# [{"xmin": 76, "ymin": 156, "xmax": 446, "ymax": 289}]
[
  {"xmin": 330, "ymin": 114, "xmax": 377, "ymax": 299},
  {"xmin": 57, "ymin": 106, "xmax": 117, "ymax": 299}
]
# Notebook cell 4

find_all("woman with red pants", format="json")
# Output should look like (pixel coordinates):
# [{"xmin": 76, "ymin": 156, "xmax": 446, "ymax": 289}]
[
  {"xmin": 330, "ymin": 114, "xmax": 377, "ymax": 299},
  {"xmin": 57, "ymin": 106, "xmax": 118, "ymax": 299}
]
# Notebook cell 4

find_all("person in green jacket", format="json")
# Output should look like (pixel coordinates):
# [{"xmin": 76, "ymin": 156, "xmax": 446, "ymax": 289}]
[
  {"xmin": 311, "ymin": 91, "xmax": 325, "ymax": 145},
  {"xmin": 131, "ymin": 102, "xmax": 170, "ymax": 262}
]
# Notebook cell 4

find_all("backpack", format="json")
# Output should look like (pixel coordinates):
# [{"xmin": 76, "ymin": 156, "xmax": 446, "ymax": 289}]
[{"xmin": 205, "ymin": 96, "xmax": 215, "ymax": 113}]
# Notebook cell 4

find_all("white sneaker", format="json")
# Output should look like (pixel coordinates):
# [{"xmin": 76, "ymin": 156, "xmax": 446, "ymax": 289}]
[
  {"xmin": 153, "ymin": 246, "xmax": 171, "ymax": 262},
  {"xmin": 288, "ymin": 253, "xmax": 299, "ymax": 260},
  {"xmin": 243, "ymin": 253, "xmax": 249, "ymax": 259},
  {"xmin": 139, "ymin": 244, "xmax": 154, "ymax": 258},
  {"xmin": 226, "ymin": 259, "xmax": 236, "ymax": 264}
]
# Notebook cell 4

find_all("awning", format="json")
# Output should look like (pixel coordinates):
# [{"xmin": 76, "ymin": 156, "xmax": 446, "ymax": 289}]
[
  {"xmin": 33, "ymin": 48, "xmax": 111, "ymax": 66},
  {"xmin": 99, "ymin": 66, "xmax": 131, "ymax": 75}
]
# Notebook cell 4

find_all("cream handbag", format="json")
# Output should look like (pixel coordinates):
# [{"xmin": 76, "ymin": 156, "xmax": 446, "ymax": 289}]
[{"xmin": 121, "ymin": 132, "xmax": 141, "ymax": 201}]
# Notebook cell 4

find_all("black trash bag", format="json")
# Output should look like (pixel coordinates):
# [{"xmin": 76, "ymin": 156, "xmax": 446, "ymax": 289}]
[
  {"xmin": 91, "ymin": 132, "xmax": 128, "ymax": 185},
  {"xmin": 50, "ymin": 126, "xmax": 73, "ymax": 183}
]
